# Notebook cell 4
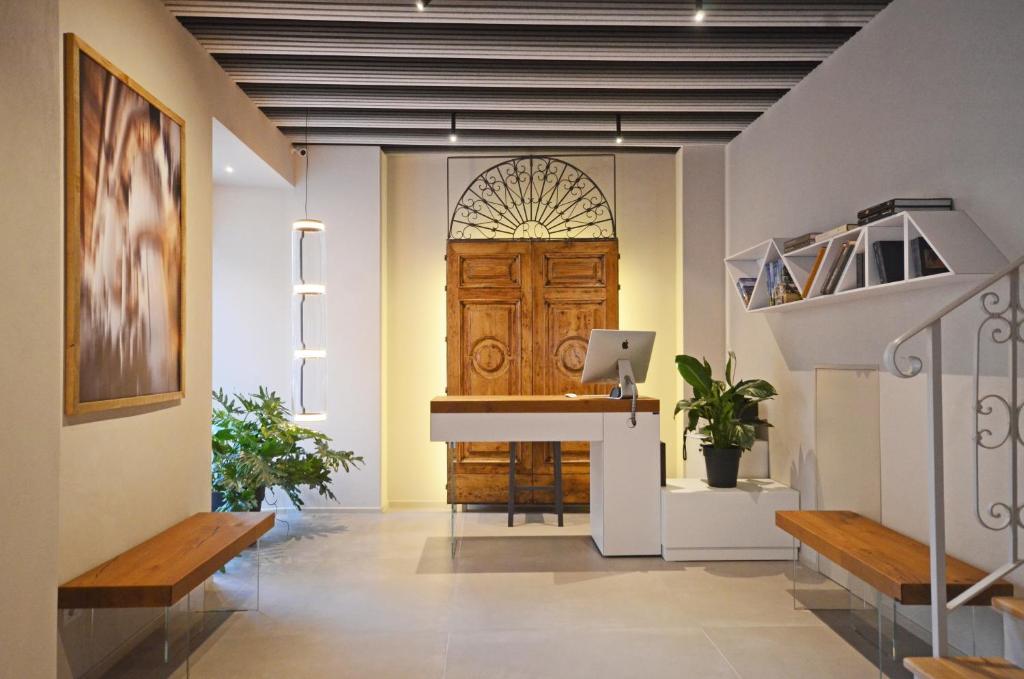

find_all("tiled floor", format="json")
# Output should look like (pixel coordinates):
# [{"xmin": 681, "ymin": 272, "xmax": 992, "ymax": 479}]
[{"xmin": 182, "ymin": 509, "xmax": 886, "ymax": 679}]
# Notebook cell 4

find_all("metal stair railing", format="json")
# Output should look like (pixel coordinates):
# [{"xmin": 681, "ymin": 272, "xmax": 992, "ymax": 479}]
[{"xmin": 885, "ymin": 253, "xmax": 1024, "ymax": 657}]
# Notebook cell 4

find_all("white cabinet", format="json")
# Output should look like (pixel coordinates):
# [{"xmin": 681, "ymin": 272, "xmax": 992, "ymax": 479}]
[{"xmin": 660, "ymin": 478, "xmax": 798, "ymax": 561}]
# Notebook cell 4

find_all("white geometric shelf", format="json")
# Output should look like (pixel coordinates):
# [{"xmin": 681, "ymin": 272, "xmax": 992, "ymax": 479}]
[{"xmin": 726, "ymin": 211, "xmax": 1007, "ymax": 313}]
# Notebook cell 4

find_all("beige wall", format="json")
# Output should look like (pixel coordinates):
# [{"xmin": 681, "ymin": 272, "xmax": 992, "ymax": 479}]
[
  {"xmin": 0, "ymin": 2, "xmax": 62, "ymax": 676},
  {"xmin": 58, "ymin": 0, "xmax": 292, "ymax": 580},
  {"xmin": 54, "ymin": 0, "xmax": 293, "ymax": 673},
  {"xmin": 383, "ymin": 150, "xmax": 684, "ymax": 505}
]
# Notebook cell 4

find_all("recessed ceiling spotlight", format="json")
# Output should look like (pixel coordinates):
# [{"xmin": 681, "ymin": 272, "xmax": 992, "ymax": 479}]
[
  {"xmin": 416, "ymin": 0, "xmax": 430, "ymax": 10},
  {"xmin": 615, "ymin": 114, "xmax": 624, "ymax": 145},
  {"xmin": 449, "ymin": 112, "xmax": 458, "ymax": 143},
  {"xmin": 225, "ymin": 165, "xmax": 235, "ymax": 173},
  {"xmin": 694, "ymin": 0, "xmax": 706, "ymax": 22}
]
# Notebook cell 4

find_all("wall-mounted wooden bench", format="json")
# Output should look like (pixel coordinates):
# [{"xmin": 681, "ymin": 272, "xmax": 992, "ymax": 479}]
[
  {"xmin": 59, "ymin": 512, "xmax": 274, "ymax": 609},
  {"xmin": 775, "ymin": 510, "xmax": 1012, "ymax": 605}
]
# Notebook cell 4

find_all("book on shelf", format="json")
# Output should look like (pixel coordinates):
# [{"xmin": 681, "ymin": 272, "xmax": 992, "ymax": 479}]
[
  {"xmin": 909, "ymin": 237, "xmax": 948, "ymax": 278},
  {"xmin": 854, "ymin": 252, "xmax": 865, "ymax": 289},
  {"xmin": 857, "ymin": 198, "xmax": 954, "ymax": 225},
  {"xmin": 735, "ymin": 277, "xmax": 757, "ymax": 306},
  {"xmin": 815, "ymin": 224, "xmax": 858, "ymax": 243},
  {"xmin": 801, "ymin": 247, "xmax": 827, "ymax": 298},
  {"xmin": 783, "ymin": 232, "xmax": 820, "ymax": 253},
  {"xmin": 822, "ymin": 241, "xmax": 855, "ymax": 294},
  {"xmin": 764, "ymin": 260, "xmax": 801, "ymax": 306},
  {"xmin": 872, "ymin": 241, "xmax": 905, "ymax": 283}
]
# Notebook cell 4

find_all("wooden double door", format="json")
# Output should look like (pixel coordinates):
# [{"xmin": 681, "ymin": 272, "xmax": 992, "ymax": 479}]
[{"xmin": 446, "ymin": 239, "xmax": 619, "ymax": 505}]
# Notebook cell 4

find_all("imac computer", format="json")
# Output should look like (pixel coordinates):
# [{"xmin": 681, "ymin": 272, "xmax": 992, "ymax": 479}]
[{"xmin": 580, "ymin": 330, "xmax": 656, "ymax": 400}]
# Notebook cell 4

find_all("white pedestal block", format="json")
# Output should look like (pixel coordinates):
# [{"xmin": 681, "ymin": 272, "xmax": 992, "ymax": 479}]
[{"xmin": 660, "ymin": 478, "xmax": 798, "ymax": 561}]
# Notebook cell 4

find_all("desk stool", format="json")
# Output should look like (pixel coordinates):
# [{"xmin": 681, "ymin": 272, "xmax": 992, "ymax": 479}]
[{"xmin": 508, "ymin": 442, "xmax": 563, "ymax": 527}]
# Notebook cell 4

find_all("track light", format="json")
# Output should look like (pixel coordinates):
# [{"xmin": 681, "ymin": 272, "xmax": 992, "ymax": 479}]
[
  {"xmin": 449, "ymin": 112, "xmax": 458, "ymax": 143},
  {"xmin": 615, "ymin": 114, "xmax": 623, "ymax": 144},
  {"xmin": 694, "ymin": 0, "xmax": 706, "ymax": 22}
]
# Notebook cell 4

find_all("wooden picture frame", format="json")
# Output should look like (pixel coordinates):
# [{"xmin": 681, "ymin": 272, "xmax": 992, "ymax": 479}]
[{"xmin": 64, "ymin": 34, "xmax": 186, "ymax": 416}]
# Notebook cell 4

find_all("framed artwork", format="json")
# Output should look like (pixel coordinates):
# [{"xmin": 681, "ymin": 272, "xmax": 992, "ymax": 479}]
[{"xmin": 63, "ymin": 34, "xmax": 186, "ymax": 416}]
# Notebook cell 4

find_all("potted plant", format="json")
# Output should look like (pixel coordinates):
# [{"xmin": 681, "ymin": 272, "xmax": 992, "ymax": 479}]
[
  {"xmin": 211, "ymin": 387, "xmax": 363, "ymax": 511},
  {"xmin": 674, "ymin": 352, "xmax": 777, "ymax": 488}
]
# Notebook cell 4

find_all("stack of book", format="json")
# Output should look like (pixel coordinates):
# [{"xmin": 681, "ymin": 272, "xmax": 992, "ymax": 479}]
[
  {"xmin": 735, "ymin": 277, "xmax": 757, "ymax": 306},
  {"xmin": 857, "ymin": 198, "xmax": 953, "ymax": 225},
  {"xmin": 764, "ymin": 260, "xmax": 802, "ymax": 306},
  {"xmin": 815, "ymin": 224, "xmax": 857, "ymax": 242},
  {"xmin": 783, "ymin": 232, "xmax": 819, "ymax": 253}
]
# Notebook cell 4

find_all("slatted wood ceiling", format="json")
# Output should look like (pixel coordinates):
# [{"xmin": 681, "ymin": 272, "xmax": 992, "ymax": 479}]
[{"xmin": 165, "ymin": 0, "xmax": 891, "ymax": 148}]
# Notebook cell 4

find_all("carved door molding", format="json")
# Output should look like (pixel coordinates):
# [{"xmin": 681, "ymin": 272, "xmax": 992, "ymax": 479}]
[{"xmin": 446, "ymin": 239, "xmax": 618, "ymax": 505}]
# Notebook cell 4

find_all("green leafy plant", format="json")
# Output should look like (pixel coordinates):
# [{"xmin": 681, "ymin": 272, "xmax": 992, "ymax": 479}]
[
  {"xmin": 211, "ymin": 387, "xmax": 363, "ymax": 511},
  {"xmin": 674, "ymin": 352, "xmax": 777, "ymax": 451}
]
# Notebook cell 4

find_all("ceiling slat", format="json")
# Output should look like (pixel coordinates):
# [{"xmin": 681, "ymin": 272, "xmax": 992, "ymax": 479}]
[
  {"xmin": 218, "ymin": 56, "xmax": 816, "ymax": 90},
  {"xmin": 242, "ymin": 85, "xmax": 786, "ymax": 113}
]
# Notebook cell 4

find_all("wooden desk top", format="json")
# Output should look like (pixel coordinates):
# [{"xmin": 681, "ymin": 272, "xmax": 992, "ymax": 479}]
[
  {"xmin": 776, "ymin": 510, "xmax": 1012, "ymax": 605},
  {"xmin": 58, "ymin": 512, "xmax": 274, "ymax": 609},
  {"xmin": 431, "ymin": 395, "xmax": 660, "ymax": 414}
]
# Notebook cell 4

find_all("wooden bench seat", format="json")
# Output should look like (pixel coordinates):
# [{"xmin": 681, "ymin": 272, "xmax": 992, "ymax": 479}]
[
  {"xmin": 58, "ymin": 512, "xmax": 274, "ymax": 609},
  {"xmin": 904, "ymin": 656, "xmax": 1024, "ymax": 678},
  {"xmin": 775, "ymin": 510, "xmax": 1012, "ymax": 606}
]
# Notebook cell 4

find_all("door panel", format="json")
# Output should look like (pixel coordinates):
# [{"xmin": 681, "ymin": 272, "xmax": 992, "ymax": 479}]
[
  {"xmin": 447, "ymin": 242, "xmax": 532, "ymax": 503},
  {"xmin": 446, "ymin": 239, "xmax": 618, "ymax": 506},
  {"xmin": 530, "ymin": 241, "xmax": 618, "ymax": 504}
]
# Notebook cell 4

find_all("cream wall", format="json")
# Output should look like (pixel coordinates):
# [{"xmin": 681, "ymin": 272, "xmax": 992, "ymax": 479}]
[
  {"xmin": 0, "ymin": 2, "xmax": 62, "ymax": 676},
  {"xmin": 383, "ymin": 150, "xmax": 685, "ymax": 505}
]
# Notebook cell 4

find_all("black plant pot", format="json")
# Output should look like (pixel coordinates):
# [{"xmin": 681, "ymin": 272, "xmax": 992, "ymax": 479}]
[{"xmin": 703, "ymin": 446, "xmax": 742, "ymax": 488}]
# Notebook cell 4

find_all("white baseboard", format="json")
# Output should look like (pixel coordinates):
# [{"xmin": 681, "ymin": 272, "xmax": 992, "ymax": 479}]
[{"xmin": 662, "ymin": 546, "xmax": 794, "ymax": 561}]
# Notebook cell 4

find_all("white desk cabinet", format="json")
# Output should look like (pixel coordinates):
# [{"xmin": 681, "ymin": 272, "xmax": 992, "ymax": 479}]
[
  {"xmin": 660, "ymin": 478, "xmax": 798, "ymax": 561},
  {"xmin": 430, "ymin": 395, "xmax": 662, "ymax": 556}
]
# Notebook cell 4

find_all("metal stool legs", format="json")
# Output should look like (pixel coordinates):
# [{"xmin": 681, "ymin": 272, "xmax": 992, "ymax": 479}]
[
  {"xmin": 507, "ymin": 441, "xmax": 564, "ymax": 528},
  {"xmin": 553, "ymin": 442, "xmax": 564, "ymax": 527},
  {"xmin": 507, "ymin": 442, "xmax": 517, "ymax": 528}
]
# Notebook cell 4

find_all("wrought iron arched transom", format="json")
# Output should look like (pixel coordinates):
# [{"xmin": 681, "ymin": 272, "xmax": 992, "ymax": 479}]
[{"xmin": 449, "ymin": 155, "xmax": 616, "ymax": 240}]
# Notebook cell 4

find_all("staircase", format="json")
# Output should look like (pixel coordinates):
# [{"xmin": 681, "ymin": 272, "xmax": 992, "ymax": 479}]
[{"xmin": 886, "ymin": 255, "xmax": 1024, "ymax": 678}]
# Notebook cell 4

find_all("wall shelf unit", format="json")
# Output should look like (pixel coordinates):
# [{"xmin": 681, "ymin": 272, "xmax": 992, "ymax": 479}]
[{"xmin": 726, "ymin": 211, "xmax": 1007, "ymax": 313}]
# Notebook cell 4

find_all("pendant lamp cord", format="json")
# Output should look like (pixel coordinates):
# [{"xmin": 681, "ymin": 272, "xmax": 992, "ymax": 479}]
[{"xmin": 304, "ymin": 107, "xmax": 310, "ymax": 218}]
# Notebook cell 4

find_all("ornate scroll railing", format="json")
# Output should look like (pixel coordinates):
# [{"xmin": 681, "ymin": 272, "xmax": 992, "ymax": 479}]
[
  {"xmin": 448, "ymin": 155, "xmax": 616, "ymax": 240},
  {"xmin": 885, "ymin": 253, "xmax": 1024, "ymax": 657}
]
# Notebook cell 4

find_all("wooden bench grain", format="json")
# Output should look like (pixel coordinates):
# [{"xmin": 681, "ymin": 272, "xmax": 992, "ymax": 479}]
[
  {"xmin": 776, "ymin": 510, "xmax": 1012, "ymax": 606},
  {"xmin": 58, "ymin": 512, "xmax": 274, "ymax": 609}
]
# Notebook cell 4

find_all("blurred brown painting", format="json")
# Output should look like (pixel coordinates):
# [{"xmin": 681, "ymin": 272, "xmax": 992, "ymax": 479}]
[{"xmin": 75, "ymin": 51, "xmax": 183, "ymax": 404}]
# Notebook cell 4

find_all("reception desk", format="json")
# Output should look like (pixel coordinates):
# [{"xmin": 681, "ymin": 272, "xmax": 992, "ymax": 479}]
[{"xmin": 430, "ymin": 395, "xmax": 662, "ymax": 556}]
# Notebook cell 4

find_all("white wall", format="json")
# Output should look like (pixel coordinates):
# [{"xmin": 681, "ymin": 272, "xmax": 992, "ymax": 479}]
[
  {"xmin": 0, "ymin": 2, "xmax": 62, "ymax": 676},
  {"xmin": 213, "ymin": 146, "xmax": 384, "ymax": 509},
  {"xmin": 726, "ymin": 0, "xmax": 1024, "ymax": 591}
]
